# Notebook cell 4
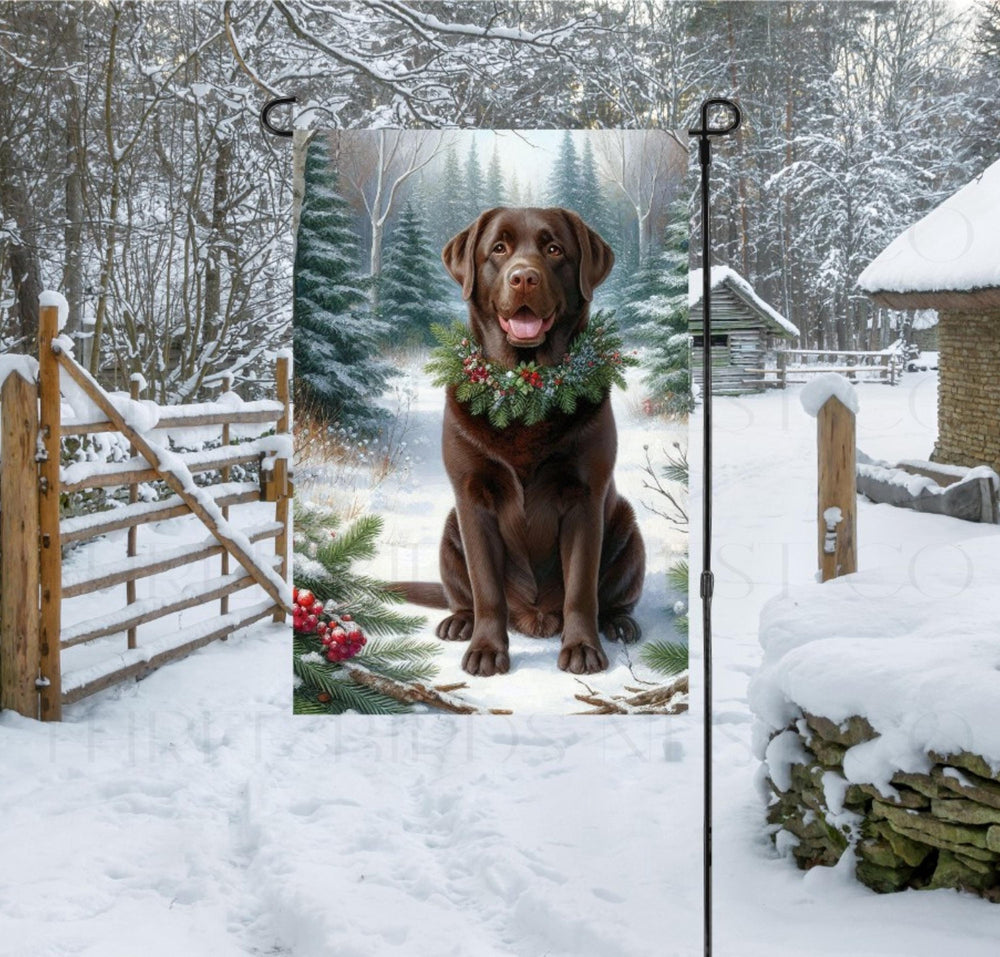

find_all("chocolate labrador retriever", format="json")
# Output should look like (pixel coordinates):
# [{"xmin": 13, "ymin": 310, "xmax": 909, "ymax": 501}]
[{"xmin": 400, "ymin": 207, "xmax": 644, "ymax": 677}]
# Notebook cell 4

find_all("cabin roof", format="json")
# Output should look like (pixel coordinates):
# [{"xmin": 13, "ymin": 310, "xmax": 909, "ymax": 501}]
[{"xmin": 689, "ymin": 266, "xmax": 800, "ymax": 338}]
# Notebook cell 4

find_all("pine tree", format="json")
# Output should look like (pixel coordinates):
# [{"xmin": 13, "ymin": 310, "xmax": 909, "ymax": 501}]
[
  {"xmin": 293, "ymin": 501, "xmax": 441, "ymax": 716},
  {"xmin": 463, "ymin": 140, "xmax": 485, "ymax": 223},
  {"xmin": 428, "ymin": 143, "xmax": 467, "ymax": 252},
  {"xmin": 378, "ymin": 200, "xmax": 455, "ymax": 346},
  {"xmin": 547, "ymin": 131, "xmax": 581, "ymax": 211},
  {"xmin": 509, "ymin": 169, "xmax": 523, "ymax": 206},
  {"xmin": 294, "ymin": 137, "xmax": 390, "ymax": 435},
  {"xmin": 577, "ymin": 139, "xmax": 610, "ymax": 238},
  {"xmin": 484, "ymin": 143, "xmax": 505, "ymax": 208},
  {"xmin": 623, "ymin": 204, "xmax": 691, "ymax": 414}
]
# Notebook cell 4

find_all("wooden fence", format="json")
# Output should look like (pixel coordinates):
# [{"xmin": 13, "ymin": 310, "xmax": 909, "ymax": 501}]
[
  {"xmin": 750, "ymin": 349, "xmax": 902, "ymax": 389},
  {"xmin": 0, "ymin": 303, "xmax": 292, "ymax": 720}
]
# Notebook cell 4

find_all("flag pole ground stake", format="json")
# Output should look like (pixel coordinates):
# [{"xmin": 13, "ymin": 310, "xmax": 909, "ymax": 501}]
[{"xmin": 689, "ymin": 97, "xmax": 741, "ymax": 957}]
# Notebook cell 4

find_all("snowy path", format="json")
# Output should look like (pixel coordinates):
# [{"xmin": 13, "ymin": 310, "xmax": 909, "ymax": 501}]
[
  {"xmin": 691, "ymin": 372, "xmax": 1000, "ymax": 955},
  {"xmin": 0, "ymin": 625, "xmax": 699, "ymax": 955}
]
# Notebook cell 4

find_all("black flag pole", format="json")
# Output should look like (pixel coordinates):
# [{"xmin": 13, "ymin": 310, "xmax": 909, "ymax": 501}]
[{"xmin": 689, "ymin": 97, "xmax": 741, "ymax": 957}]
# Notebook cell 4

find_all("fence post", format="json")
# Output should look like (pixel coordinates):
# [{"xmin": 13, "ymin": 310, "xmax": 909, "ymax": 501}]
[
  {"xmin": 1, "ymin": 371, "xmax": 42, "ymax": 718},
  {"xmin": 220, "ymin": 372, "xmax": 233, "ymax": 620},
  {"xmin": 273, "ymin": 354, "xmax": 291, "ymax": 623},
  {"xmin": 817, "ymin": 394, "xmax": 857, "ymax": 582},
  {"xmin": 777, "ymin": 350, "xmax": 788, "ymax": 390},
  {"xmin": 126, "ymin": 375, "xmax": 141, "ymax": 649},
  {"xmin": 37, "ymin": 304, "xmax": 62, "ymax": 719}
]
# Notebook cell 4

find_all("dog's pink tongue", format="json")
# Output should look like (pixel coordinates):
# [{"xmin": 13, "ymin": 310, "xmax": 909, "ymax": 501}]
[{"xmin": 508, "ymin": 314, "xmax": 543, "ymax": 340}]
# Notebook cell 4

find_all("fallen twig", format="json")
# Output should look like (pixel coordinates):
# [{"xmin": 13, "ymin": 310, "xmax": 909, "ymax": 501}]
[
  {"xmin": 572, "ymin": 674, "xmax": 689, "ymax": 715},
  {"xmin": 342, "ymin": 662, "xmax": 513, "ymax": 714}
]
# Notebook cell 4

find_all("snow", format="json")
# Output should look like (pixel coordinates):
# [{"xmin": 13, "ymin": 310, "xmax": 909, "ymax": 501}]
[
  {"xmin": 688, "ymin": 265, "xmax": 801, "ymax": 338},
  {"xmin": 691, "ymin": 370, "xmax": 1000, "ymax": 954},
  {"xmin": 799, "ymin": 373, "xmax": 860, "ymax": 417},
  {"xmin": 0, "ymin": 353, "xmax": 38, "ymax": 387},
  {"xmin": 39, "ymin": 289, "xmax": 70, "ymax": 331},
  {"xmin": 0, "ymin": 493, "xmax": 699, "ymax": 957},
  {"xmin": 858, "ymin": 157, "xmax": 1000, "ymax": 294},
  {"xmin": 9, "ymin": 362, "xmax": 1000, "ymax": 953}
]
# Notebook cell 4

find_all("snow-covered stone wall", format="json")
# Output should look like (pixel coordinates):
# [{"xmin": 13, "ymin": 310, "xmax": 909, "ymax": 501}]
[
  {"xmin": 935, "ymin": 310, "xmax": 1000, "ymax": 472},
  {"xmin": 763, "ymin": 713, "xmax": 1000, "ymax": 898},
  {"xmin": 752, "ymin": 535, "xmax": 1000, "ymax": 899}
]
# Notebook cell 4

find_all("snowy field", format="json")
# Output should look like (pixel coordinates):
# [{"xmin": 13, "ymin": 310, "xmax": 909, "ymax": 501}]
[
  {"xmin": 692, "ymin": 371, "xmax": 1000, "ymax": 955},
  {"xmin": 0, "ymin": 354, "xmax": 699, "ymax": 956},
  {"xmin": 9, "ymin": 362, "xmax": 1000, "ymax": 955}
]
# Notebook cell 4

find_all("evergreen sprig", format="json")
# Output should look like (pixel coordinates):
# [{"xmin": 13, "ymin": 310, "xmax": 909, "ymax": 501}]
[
  {"xmin": 639, "ymin": 640, "xmax": 689, "ymax": 677},
  {"xmin": 292, "ymin": 499, "xmax": 439, "ymax": 715},
  {"xmin": 427, "ymin": 311, "xmax": 638, "ymax": 429}
]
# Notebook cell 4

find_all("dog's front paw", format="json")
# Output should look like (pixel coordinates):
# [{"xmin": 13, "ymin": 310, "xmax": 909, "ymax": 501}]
[
  {"xmin": 601, "ymin": 614, "xmax": 642, "ymax": 644},
  {"xmin": 558, "ymin": 633, "xmax": 609, "ymax": 675},
  {"xmin": 436, "ymin": 612, "xmax": 473, "ymax": 642},
  {"xmin": 462, "ymin": 628, "xmax": 510, "ymax": 677}
]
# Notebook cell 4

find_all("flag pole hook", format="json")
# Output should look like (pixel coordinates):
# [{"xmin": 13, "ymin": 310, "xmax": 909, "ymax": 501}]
[
  {"xmin": 688, "ymin": 95, "xmax": 741, "ymax": 957},
  {"xmin": 260, "ymin": 96, "xmax": 297, "ymax": 138}
]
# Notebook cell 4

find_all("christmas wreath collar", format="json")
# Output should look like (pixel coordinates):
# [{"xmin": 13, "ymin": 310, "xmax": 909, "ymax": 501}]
[{"xmin": 426, "ymin": 312, "xmax": 638, "ymax": 429}]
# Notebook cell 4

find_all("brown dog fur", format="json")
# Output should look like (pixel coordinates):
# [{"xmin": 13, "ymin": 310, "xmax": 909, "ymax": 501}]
[{"xmin": 396, "ymin": 207, "xmax": 644, "ymax": 677}]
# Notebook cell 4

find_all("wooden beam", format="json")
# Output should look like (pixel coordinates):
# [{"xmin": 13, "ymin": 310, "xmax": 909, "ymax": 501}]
[
  {"xmin": 273, "ymin": 354, "xmax": 291, "ymax": 624},
  {"xmin": 817, "ymin": 395, "xmax": 857, "ymax": 582},
  {"xmin": 62, "ymin": 560, "xmax": 279, "ymax": 648},
  {"xmin": 60, "ymin": 406, "xmax": 283, "ymax": 437},
  {"xmin": 50, "ymin": 344, "xmax": 289, "ymax": 612},
  {"xmin": 62, "ymin": 523, "xmax": 281, "ymax": 598},
  {"xmin": 60, "ymin": 485, "xmax": 262, "ymax": 544},
  {"xmin": 37, "ymin": 305, "xmax": 62, "ymax": 719},
  {"xmin": 61, "ymin": 601, "xmax": 277, "ymax": 705},
  {"xmin": 0, "ymin": 372, "xmax": 42, "ymax": 717}
]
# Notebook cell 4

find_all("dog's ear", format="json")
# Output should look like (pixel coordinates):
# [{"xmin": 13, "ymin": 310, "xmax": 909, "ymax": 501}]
[
  {"xmin": 442, "ymin": 209, "xmax": 499, "ymax": 301},
  {"xmin": 563, "ymin": 210, "xmax": 615, "ymax": 302}
]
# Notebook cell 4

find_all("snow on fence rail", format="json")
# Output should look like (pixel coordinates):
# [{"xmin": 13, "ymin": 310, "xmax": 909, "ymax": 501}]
[
  {"xmin": 748, "ymin": 348, "xmax": 903, "ymax": 389},
  {"xmin": 0, "ymin": 302, "xmax": 292, "ymax": 720}
]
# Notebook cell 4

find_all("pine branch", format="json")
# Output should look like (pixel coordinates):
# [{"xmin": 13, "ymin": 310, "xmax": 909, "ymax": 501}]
[
  {"xmin": 667, "ymin": 559, "xmax": 689, "ymax": 594},
  {"xmin": 639, "ymin": 640, "xmax": 689, "ymax": 677},
  {"xmin": 293, "ymin": 652, "xmax": 411, "ymax": 714}
]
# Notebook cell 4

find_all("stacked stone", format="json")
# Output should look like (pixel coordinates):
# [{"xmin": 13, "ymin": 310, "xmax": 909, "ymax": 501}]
[{"xmin": 766, "ymin": 712, "xmax": 1000, "ymax": 900}]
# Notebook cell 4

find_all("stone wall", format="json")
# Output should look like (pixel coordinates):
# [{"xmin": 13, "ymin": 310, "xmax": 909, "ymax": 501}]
[
  {"xmin": 766, "ymin": 713, "xmax": 1000, "ymax": 900},
  {"xmin": 935, "ymin": 310, "xmax": 1000, "ymax": 472}
]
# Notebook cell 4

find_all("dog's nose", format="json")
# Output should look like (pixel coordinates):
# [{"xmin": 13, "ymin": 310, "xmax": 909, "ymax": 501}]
[{"xmin": 507, "ymin": 266, "xmax": 540, "ymax": 290}]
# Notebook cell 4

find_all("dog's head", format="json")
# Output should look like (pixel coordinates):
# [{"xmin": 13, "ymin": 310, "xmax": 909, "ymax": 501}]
[{"xmin": 443, "ymin": 207, "xmax": 614, "ymax": 363}]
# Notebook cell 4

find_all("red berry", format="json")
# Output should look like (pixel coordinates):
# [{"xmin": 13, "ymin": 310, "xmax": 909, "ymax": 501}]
[
  {"xmin": 298, "ymin": 590, "xmax": 315, "ymax": 609},
  {"xmin": 341, "ymin": 614, "xmax": 352, "ymax": 622}
]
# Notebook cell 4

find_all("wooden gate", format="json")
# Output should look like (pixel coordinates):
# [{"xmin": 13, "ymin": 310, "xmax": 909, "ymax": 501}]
[{"xmin": 0, "ymin": 303, "xmax": 292, "ymax": 720}]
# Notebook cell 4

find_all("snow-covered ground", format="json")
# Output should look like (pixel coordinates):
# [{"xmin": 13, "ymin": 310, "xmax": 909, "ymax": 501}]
[
  {"xmin": 692, "ymin": 371, "xmax": 1000, "ymax": 955},
  {"xmin": 0, "ymin": 354, "xmax": 699, "ymax": 956},
  {"xmin": 9, "ymin": 362, "xmax": 1000, "ymax": 955}
]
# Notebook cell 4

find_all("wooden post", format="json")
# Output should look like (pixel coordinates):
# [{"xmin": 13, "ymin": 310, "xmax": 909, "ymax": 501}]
[
  {"xmin": 37, "ymin": 304, "xmax": 63, "ymax": 719},
  {"xmin": 1, "ymin": 372, "xmax": 42, "ymax": 717},
  {"xmin": 273, "ymin": 355, "xmax": 291, "ymax": 623},
  {"xmin": 126, "ymin": 375, "xmax": 141, "ymax": 649},
  {"xmin": 777, "ymin": 350, "xmax": 788, "ymax": 390},
  {"xmin": 817, "ymin": 395, "xmax": 857, "ymax": 582},
  {"xmin": 220, "ymin": 372, "xmax": 233, "ymax": 619}
]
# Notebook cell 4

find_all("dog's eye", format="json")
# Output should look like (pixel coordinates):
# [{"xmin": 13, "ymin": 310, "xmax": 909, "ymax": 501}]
[
  {"xmin": 492, "ymin": 242, "xmax": 507, "ymax": 255},
  {"xmin": 547, "ymin": 244, "xmax": 563, "ymax": 256}
]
